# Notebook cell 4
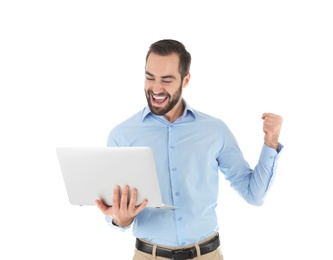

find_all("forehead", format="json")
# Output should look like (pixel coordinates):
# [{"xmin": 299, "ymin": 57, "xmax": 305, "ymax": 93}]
[{"xmin": 146, "ymin": 52, "xmax": 180, "ymax": 77}]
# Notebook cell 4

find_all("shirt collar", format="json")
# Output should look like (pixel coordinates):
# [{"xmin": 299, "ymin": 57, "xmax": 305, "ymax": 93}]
[{"xmin": 141, "ymin": 99, "xmax": 196, "ymax": 122}]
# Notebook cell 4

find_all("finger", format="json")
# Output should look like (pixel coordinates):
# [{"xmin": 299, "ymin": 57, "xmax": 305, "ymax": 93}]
[
  {"xmin": 263, "ymin": 119, "xmax": 276, "ymax": 132},
  {"xmin": 134, "ymin": 199, "xmax": 148, "ymax": 215},
  {"xmin": 120, "ymin": 185, "xmax": 129, "ymax": 209},
  {"xmin": 261, "ymin": 112, "xmax": 268, "ymax": 120},
  {"xmin": 95, "ymin": 199, "xmax": 109, "ymax": 214},
  {"xmin": 112, "ymin": 185, "xmax": 121, "ymax": 209},
  {"xmin": 262, "ymin": 113, "xmax": 271, "ymax": 132},
  {"xmin": 128, "ymin": 188, "xmax": 138, "ymax": 210},
  {"xmin": 127, "ymin": 188, "xmax": 148, "ymax": 216},
  {"xmin": 263, "ymin": 114, "xmax": 282, "ymax": 128}
]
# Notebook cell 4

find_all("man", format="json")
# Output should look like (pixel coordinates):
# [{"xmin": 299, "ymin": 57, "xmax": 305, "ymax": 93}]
[{"xmin": 96, "ymin": 39, "xmax": 283, "ymax": 260}]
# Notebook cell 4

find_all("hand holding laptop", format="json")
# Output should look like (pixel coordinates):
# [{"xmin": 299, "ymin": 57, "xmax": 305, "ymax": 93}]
[{"xmin": 95, "ymin": 184, "xmax": 148, "ymax": 227}]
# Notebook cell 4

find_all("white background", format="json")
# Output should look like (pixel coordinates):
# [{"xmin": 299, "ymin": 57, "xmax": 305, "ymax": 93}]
[{"xmin": 1, "ymin": 1, "xmax": 332, "ymax": 259}]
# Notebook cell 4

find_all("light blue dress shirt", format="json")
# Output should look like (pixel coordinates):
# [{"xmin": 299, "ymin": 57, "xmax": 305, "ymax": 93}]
[{"xmin": 105, "ymin": 100, "xmax": 283, "ymax": 246}]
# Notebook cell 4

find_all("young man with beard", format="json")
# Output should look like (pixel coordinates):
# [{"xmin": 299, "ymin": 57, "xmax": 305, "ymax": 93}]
[{"xmin": 96, "ymin": 39, "xmax": 283, "ymax": 260}]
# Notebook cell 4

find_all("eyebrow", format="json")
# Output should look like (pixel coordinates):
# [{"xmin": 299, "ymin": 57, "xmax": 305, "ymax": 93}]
[{"xmin": 145, "ymin": 71, "xmax": 176, "ymax": 80}]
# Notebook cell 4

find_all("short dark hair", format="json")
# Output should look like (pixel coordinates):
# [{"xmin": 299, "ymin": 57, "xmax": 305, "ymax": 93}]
[{"xmin": 146, "ymin": 39, "xmax": 191, "ymax": 79}]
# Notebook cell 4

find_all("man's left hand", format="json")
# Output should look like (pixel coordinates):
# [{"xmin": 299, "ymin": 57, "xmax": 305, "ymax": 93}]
[{"xmin": 261, "ymin": 112, "xmax": 283, "ymax": 150}]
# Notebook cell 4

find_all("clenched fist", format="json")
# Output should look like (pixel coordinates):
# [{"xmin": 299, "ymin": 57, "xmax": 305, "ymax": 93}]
[{"xmin": 261, "ymin": 113, "xmax": 283, "ymax": 150}]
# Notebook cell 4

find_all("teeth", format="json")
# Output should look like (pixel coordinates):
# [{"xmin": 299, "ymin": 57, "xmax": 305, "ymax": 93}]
[{"xmin": 153, "ymin": 95, "xmax": 166, "ymax": 100}]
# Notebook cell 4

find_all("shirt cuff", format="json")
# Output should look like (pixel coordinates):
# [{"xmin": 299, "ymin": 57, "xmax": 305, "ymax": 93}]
[
  {"xmin": 105, "ymin": 216, "xmax": 132, "ymax": 232},
  {"xmin": 260, "ymin": 143, "xmax": 283, "ymax": 162}
]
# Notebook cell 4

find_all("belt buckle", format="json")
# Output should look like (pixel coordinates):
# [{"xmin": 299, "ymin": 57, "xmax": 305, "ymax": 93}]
[{"xmin": 171, "ymin": 248, "xmax": 195, "ymax": 260}]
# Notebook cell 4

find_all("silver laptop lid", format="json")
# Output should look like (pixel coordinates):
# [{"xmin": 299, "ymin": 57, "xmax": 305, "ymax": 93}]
[{"xmin": 56, "ymin": 146, "xmax": 175, "ymax": 208}]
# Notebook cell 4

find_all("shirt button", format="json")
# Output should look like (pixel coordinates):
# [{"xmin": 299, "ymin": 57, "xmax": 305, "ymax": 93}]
[
  {"xmin": 178, "ymin": 217, "xmax": 182, "ymax": 221},
  {"xmin": 170, "ymin": 146, "xmax": 175, "ymax": 149},
  {"xmin": 175, "ymin": 192, "xmax": 180, "ymax": 196},
  {"xmin": 172, "ymin": 168, "xmax": 177, "ymax": 171},
  {"xmin": 181, "ymin": 242, "xmax": 185, "ymax": 246}
]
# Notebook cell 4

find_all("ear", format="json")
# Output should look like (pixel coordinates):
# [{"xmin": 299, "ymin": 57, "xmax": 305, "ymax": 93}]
[{"xmin": 182, "ymin": 73, "xmax": 191, "ymax": 88}]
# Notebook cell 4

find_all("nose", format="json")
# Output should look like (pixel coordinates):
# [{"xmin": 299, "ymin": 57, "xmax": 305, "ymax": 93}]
[{"xmin": 150, "ymin": 80, "xmax": 164, "ymax": 94}]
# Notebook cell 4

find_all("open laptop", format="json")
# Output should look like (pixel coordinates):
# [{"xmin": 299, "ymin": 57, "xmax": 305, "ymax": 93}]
[{"xmin": 56, "ymin": 146, "xmax": 176, "ymax": 209}]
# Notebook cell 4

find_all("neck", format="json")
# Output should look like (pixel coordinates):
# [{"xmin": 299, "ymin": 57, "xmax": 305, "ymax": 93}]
[{"xmin": 163, "ymin": 99, "xmax": 184, "ymax": 123}]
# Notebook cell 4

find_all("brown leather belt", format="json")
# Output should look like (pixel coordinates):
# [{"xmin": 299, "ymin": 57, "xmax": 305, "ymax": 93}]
[{"xmin": 135, "ymin": 233, "xmax": 220, "ymax": 260}]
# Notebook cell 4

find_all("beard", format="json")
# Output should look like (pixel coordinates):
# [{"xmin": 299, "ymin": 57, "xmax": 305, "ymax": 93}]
[{"xmin": 145, "ymin": 82, "xmax": 183, "ymax": 116}]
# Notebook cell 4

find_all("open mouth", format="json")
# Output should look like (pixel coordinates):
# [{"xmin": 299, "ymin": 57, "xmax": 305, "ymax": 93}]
[{"xmin": 151, "ymin": 94, "xmax": 168, "ymax": 106}]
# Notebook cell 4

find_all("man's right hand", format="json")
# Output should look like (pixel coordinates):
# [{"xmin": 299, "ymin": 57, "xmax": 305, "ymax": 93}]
[{"xmin": 95, "ymin": 185, "xmax": 148, "ymax": 227}]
